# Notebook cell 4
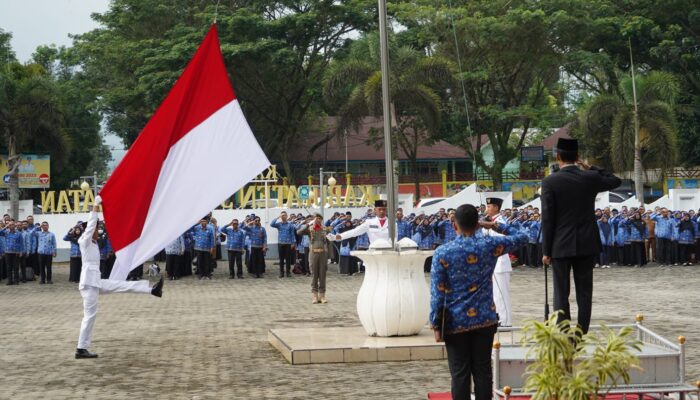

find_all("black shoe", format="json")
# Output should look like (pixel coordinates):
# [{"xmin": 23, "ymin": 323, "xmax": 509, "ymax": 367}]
[
  {"xmin": 286, "ymin": 271, "xmax": 291, "ymax": 277},
  {"xmin": 151, "ymin": 276, "xmax": 164, "ymax": 298},
  {"xmin": 237, "ymin": 275, "xmax": 243, "ymax": 279},
  {"xmin": 75, "ymin": 348, "xmax": 98, "ymax": 359}
]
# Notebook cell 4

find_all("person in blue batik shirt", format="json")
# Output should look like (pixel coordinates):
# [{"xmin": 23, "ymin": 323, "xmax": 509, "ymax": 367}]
[
  {"xmin": 430, "ymin": 204, "xmax": 528, "ymax": 400},
  {"xmin": 396, "ymin": 209, "xmax": 412, "ymax": 241},
  {"xmin": 677, "ymin": 213, "xmax": 696, "ymax": 266},
  {"xmin": 64, "ymin": 223, "xmax": 84, "ymax": 283},
  {"xmin": 164, "ymin": 234, "xmax": 185, "ymax": 280},
  {"xmin": 651, "ymin": 208, "xmax": 674, "ymax": 265},
  {"xmin": 192, "ymin": 218, "xmax": 216, "ymax": 280},
  {"xmin": 36, "ymin": 221, "xmax": 57, "ymax": 284},
  {"xmin": 621, "ymin": 211, "xmax": 648, "ymax": 267},
  {"xmin": 1, "ymin": 220, "xmax": 26, "ymax": 285},
  {"xmin": 220, "ymin": 218, "xmax": 247, "ymax": 279},
  {"xmin": 597, "ymin": 215, "xmax": 613, "ymax": 269},
  {"xmin": 241, "ymin": 216, "xmax": 267, "ymax": 278},
  {"xmin": 270, "ymin": 211, "xmax": 298, "ymax": 278}
]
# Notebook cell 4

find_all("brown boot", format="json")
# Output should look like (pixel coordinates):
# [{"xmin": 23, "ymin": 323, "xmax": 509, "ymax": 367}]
[
  {"xmin": 319, "ymin": 293, "xmax": 327, "ymax": 304},
  {"xmin": 312, "ymin": 293, "xmax": 319, "ymax": 304}
]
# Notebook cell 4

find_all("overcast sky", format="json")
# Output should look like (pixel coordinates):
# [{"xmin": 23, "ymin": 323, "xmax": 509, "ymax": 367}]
[{"xmin": 0, "ymin": 0, "xmax": 125, "ymax": 170}]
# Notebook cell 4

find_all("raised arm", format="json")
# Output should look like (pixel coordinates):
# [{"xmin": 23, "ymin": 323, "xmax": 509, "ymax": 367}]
[
  {"xmin": 336, "ymin": 220, "xmax": 370, "ymax": 241},
  {"xmin": 78, "ymin": 208, "xmax": 99, "ymax": 247}
]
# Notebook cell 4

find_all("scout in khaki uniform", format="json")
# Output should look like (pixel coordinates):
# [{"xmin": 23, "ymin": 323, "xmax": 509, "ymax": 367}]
[{"xmin": 297, "ymin": 214, "xmax": 331, "ymax": 304}]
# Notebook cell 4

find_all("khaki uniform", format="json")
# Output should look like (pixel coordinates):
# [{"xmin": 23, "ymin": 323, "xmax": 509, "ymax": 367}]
[{"xmin": 298, "ymin": 224, "xmax": 330, "ymax": 295}]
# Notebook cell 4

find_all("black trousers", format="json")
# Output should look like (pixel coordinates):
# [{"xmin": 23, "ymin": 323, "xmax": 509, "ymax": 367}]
[
  {"xmin": 444, "ymin": 324, "xmax": 498, "ymax": 400},
  {"xmin": 250, "ymin": 247, "xmax": 265, "ymax": 277},
  {"xmin": 196, "ymin": 250, "xmax": 211, "ymax": 278},
  {"xmin": 656, "ymin": 238, "xmax": 670, "ymax": 264},
  {"xmin": 165, "ymin": 254, "xmax": 182, "ymax": 278},
  {"xmin": 18, "ymin": 255, "xmax": 28, "ymax": 281},
  {"xmin": 528, "ymin": 244, "xmax": 542, "ymax": 267},
  {"xmin": 38, "ymin": 254, "xmax": 52, "ymax": 283},
  {"xmin": 552, "ymin": 256, "xmax": 594, "ymax": 334},
  {"xmin": 227, "ymin": 250, "xmax": 243, "ymax": 277},
  {"xmin": 6, "ymin": 253, "xmax": 19, "ymax": 284},
  {"xmin": 278, "ymin": 244, "xmax": 293, "ymax": 276},
  {"xmin": 0, "ymin": 256, "xmax": 6, "ymax": 280},
  {"xmin": 69, "ymin": 257, "xmax": 82, "ymax": 282},
  {"xmin": 182, "ymin": 250, "xmax": 193, "ymax": 276},
  {"xmin": 301, "ymin": 248, "xmax": 309, "ymax": 274},
  {"xmin": 631, "ymin": 241, "xmax": 645, "ymax": 266},
  {"xmin": 679, "ymin": 243, "xmax": 693, "ymax": 264},
  {"xmin": 28, "ymin": 253, "xmax": 38, "ymax": 276}
]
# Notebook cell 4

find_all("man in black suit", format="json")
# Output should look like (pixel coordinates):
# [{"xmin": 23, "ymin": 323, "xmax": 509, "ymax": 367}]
[{"xmin": 541, "ymin": 138, "xmax": 621, "ymax": 334}]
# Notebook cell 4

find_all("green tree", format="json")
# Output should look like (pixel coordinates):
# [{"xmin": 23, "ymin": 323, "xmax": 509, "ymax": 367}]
[
  {"xmin": 71, "ymin": 0, "xmax": 376, "ymax": 179},
  {"xmin": 576, "ymin": 71, "xmax": 680, "ymax": 180},
  {"xmin": 30, "ymin": 45, "xmax": 109, "ymax": 189},
  {"xmin": 393, "ymin": 0, "xmax": 566, "ymax": 190},
  {"xmin": 323, "ymin": 35, "xmax": 454, "ymax": 201},
  {"xmin": 0, "ymin": 62, "xmax": 70, "ymax": 218}
]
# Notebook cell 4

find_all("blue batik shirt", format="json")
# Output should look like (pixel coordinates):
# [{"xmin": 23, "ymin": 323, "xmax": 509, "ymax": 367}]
[
  {"xmin": 270, "ymin": 218, "xmax": 297, "ymax": 245},
  {"xmin": 0, "ymin": 235, "xmax": 6, "ymax": 255},
  {"xmin": 193, "ymin": 224, "xmax": 215, "ymax": 251},
  {"xmin": 677, "ymin": 220, "xmax": 696, "ymax": 244},
  {"xmin": 63, "ymin": 231, "xmax": 81, "ymax": 257},
  {"xmin": 396, "ymin": 219, "xmax": 412, "ymax": 241},
  {"xmin": 355, "ymin": 233, "xmax": 370, "ymax": 250},
  {"xmin": 412, "ymin": 226, "xmax": 436, "ymax": 250},
  {"xmin": 165, "ymin": 235, "xmax": 185, "ymax": 255},
  {"xmin": 651, "ymin": 214, "xmax": 673, "ymax": 239},
  {"xmin": 430, "ymin": 224, "xmax": 528, "ymax": 335},
  {"xmin": 1, "ymin": 229, "xmax": 25, "ymax": 254},
  {"xmin": 36, "ymin": 230, "xmax": 57, "ymax": 255},
  {"xmin": 220, "ymin": 227, "xmax": 246, "ymax": 251},
  {"xmin": 438, "ymin": 220, "xmax": 457, "ymax": 244},
  {"xmin": 99, "ymin": 237, "xmax": 113, "ymax": 260},
  {"xmin": 22, "ymin": 229, "xmax": 37, "ymax": 254},
  {"xmin": 242, "ymin": 225, "xmax": 267, "ymax": 248},
  {"xmin": 526, "ymin": 221, "xmax": 541, "ymax": 244}
]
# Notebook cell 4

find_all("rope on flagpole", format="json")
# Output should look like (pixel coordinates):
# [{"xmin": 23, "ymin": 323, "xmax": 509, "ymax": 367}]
[{"xmin": 213, "ymin": 0, "xmax": 221, "ymax": 23}]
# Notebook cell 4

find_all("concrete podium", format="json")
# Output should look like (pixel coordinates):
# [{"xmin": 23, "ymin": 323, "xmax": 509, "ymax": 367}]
[{"xmin": 352, "ymin": 238, "xmax": 433, "ymax": 337}]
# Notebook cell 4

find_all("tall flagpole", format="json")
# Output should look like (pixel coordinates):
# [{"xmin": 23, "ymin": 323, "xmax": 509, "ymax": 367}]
[{"xmin": 378, "ymin": 0, "xmax": 396, "ymax": 247}]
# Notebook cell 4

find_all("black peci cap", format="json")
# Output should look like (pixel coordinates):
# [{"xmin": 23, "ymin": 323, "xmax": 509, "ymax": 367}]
[
  {"xmin": 555, "ymin": 138, "xmax": 578, "ymax": 152},
  {"xmin": 486, "ymin": 197, "xmax": 504, "ymax": 209},
  {"xmin": 374, "ymin": 199, "xmax": 388, "ymax": 208}
]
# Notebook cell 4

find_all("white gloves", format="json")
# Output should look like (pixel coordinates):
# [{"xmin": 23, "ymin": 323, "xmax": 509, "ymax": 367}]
[
  {"xmin": 326, "ymin": 233, "xmax": 337, "ymax": 242},
  {"xmin": 94, "ymin": 195, "xmax": 103, "ymax": 206}
]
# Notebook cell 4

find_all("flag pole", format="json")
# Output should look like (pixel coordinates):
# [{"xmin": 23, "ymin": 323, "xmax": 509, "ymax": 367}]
[{"xmin": 378, "ymin": 0, "xmax": 396, "ymax": 247}]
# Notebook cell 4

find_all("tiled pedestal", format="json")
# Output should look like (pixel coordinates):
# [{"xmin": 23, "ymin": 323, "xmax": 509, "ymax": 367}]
[{"xmin": 268, "ymin": 326, "xmax": 447, "ymax": 364}]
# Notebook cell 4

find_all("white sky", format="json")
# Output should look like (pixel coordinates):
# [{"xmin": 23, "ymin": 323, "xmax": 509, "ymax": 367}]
[
  {"xmin": 0, "ymin": 0, "xmax": 111, "ymax": 62},
  {"xmin": 0, "ymin": 0, "xmax": 123, "ymax": 170}
]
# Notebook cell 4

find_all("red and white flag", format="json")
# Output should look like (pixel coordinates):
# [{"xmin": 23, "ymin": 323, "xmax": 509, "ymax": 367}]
[{"xmin": 101, "ymin": 25, "xmax": 270, "ymax": 280}]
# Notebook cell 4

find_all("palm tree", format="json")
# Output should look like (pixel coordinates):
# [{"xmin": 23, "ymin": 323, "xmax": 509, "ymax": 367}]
[
  {"xmin": 0, "ymin": 63, "xmax": 70, "ymax": 218},
  {"xmin": 577, "ymin": 71, "xmax": 679, "ymax": 199},
  {"xmin": 323, "ymin": 34, "xmax": 454, "ymax": 202}
]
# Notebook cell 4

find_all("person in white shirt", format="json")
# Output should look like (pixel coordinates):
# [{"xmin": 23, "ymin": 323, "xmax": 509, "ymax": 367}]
[
  {"xmin": 75, "ymin": 196, "xmax": 164, "ymax": 359},
  {"xmin": 481, "ymin": 197, "xmax": 513, "ymax": 327},
  {"xmin": 330, "ymin": 200, "xmax": 391, "ymax": 244}
]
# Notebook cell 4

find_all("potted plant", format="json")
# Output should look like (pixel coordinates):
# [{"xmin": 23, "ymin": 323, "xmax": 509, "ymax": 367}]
[{"xmin": 521, "ymin": 313, "xmax": 642, "ymax": 399}]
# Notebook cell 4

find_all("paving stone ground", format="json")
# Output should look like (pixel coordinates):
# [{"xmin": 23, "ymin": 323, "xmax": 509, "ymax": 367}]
[{"xmin": 1, "ymin": 261, "xmax": 698, "ymax": 399}]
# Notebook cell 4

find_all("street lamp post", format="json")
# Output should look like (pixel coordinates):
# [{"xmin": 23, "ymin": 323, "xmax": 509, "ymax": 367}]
[{"xmin": 319, "ymin": 168, "xmax": 337, "ymax": 220}]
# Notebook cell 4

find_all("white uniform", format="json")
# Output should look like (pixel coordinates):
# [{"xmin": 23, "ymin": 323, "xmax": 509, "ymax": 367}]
[
  {"xmin": 77, "ymin": 211, "xmax": 151, "ymax": 350},
  {"xmin": 482, "ymin": 214, "xmax": 513, "ymax": 326},
  {"xmin": 335, "ymin": 217, "xmax": 390, "ymax": 244}
]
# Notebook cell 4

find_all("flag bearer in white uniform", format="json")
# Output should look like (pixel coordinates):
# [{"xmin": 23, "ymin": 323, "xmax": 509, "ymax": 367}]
[
  {"xmin": 330, "ymin": 200, "xmax": 391, "ymax": 244},
  {"xmin": 75, "ymin": 196, "xmax": 164, "ymax": 359},
  {"xmin": 481, "ymin": 197, "xmax": 513, "ymax": 326}
]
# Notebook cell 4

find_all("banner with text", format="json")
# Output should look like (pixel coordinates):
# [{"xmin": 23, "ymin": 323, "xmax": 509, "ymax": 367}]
[{"xmin": 0, "ymin": 154, "xmax": 51, "ymax": 188}]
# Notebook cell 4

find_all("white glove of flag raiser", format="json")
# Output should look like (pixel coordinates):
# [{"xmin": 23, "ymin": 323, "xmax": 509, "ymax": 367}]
[
  {"xmin": 94, "ymin": 195, "xmax": 103, "ymax": 206},
  {"xmin": 326, "ymin": 233, "xmax": 336, "ymax": 242}
]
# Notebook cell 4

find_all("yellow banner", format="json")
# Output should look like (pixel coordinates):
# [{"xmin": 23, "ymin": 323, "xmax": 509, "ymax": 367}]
[{"xmin": 0, "ymin": 154, "xmax": 51, "ymax": 188}]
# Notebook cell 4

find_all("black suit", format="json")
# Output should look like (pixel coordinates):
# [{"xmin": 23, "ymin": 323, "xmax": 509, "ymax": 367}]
[{"xmin": 541, "ymin": 165, "xmax": 621, "ymax": 333}]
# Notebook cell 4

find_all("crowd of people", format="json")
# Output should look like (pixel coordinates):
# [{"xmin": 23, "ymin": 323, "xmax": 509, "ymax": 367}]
[{"xmin": 1, "ymin": 203, "xmax": 698, "ymax": 289}]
